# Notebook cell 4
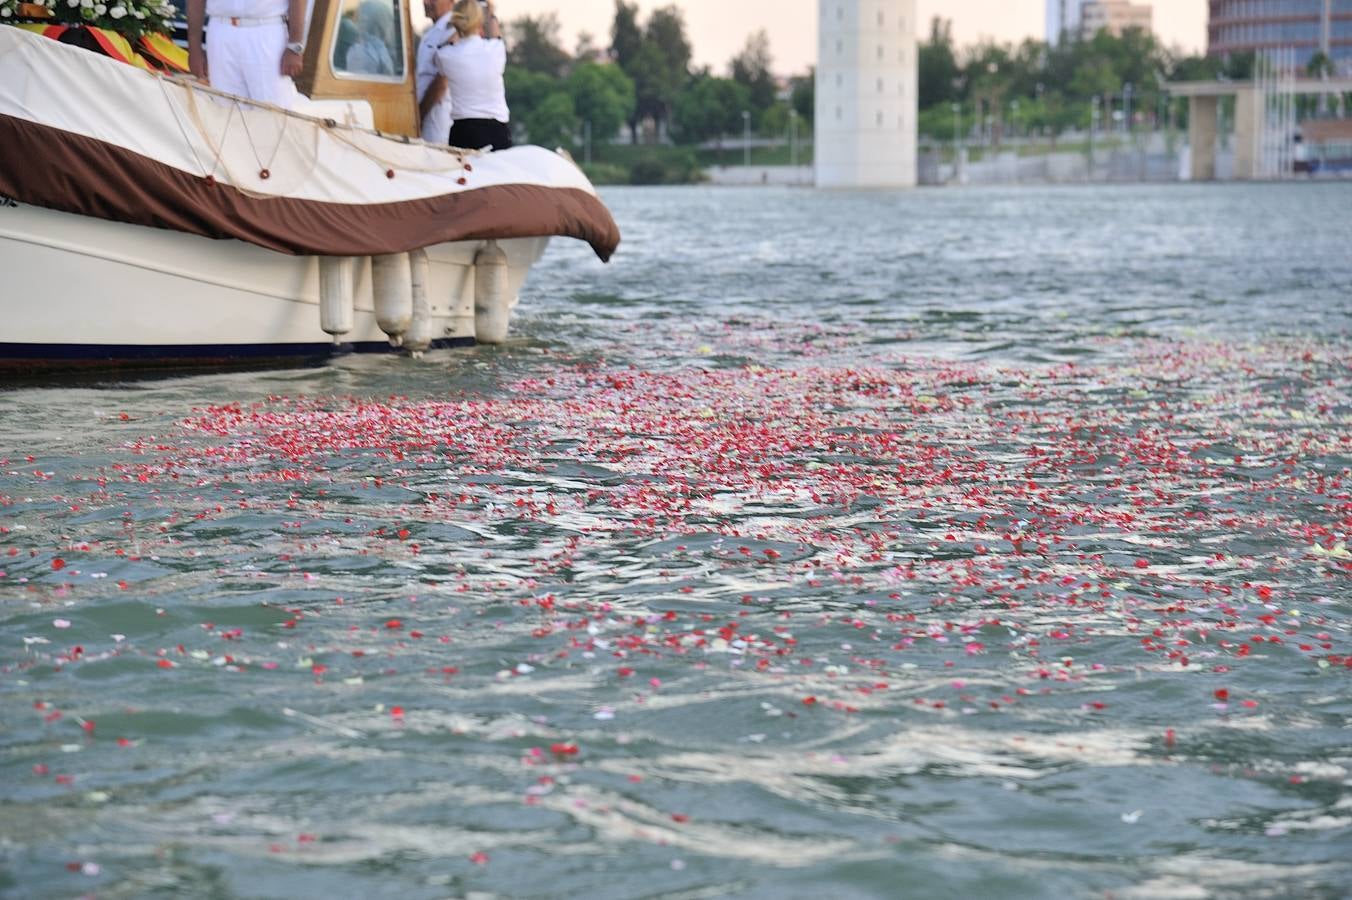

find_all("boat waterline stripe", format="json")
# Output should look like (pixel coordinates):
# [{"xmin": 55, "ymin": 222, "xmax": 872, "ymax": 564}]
[
  {"xmin": 0, "ymin": 339, "xmax": 474, "ymax": 367},
  {"xmin": 0, "ymin": 113, "xmax": 620, "ymax": 261}
]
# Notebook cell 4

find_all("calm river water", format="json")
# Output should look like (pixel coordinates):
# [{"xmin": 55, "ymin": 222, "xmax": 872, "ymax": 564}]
[{"xmin": 2, "ymin": 183, "xmax": 1351, "ymax": 899}]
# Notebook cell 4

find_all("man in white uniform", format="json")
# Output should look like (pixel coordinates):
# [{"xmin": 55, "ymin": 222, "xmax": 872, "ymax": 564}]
[
  {"xmin": 187, "ymin": 0, "xmax": 307, "ymax": 109},
  {"xmin": 415, "ymin": 0, "xmax": 456, "ymax": 143}
]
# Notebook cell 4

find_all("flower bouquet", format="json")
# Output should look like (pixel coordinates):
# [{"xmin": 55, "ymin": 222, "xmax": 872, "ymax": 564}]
[{"xmin": 1, "ymin": 0, "xmax": 178, "ymax": 38}]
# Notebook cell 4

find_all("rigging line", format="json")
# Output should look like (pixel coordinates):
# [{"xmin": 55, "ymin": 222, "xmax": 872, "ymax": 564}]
[
  {"xmin": 161, "ymin": 82, "xmax": 487, "ymax": 194},
  {"xmin": 182, "ymin": 83, "xmax": 311, "ymax": 199},
  {"xmin": 181, "ymin": 79, "xmax": 238, "ymax": 182},
  {"xmin": 152, "ymin": 72, "xmax": 483, "ymax": 179},
  {"xmin": 323, "ymin": 125, "xmax": 474, "ymax": 176},
  {"xmin": 236, "ymin": 96, "xmax": 271, "ymax": 174},
  {"xmin": 234, "ymin": 94, "xmax": 294, "ymax": 176},
  {"xmin": 160, "ymin": 70, "xmax": 478, "ymax": 160},
  {"xmin": 155, "ymin": 73, "xmax": 212, "ymax": 179},
  {"xmin": 265, "ymin": 109, "xmax": 290, "ymax": 171}
]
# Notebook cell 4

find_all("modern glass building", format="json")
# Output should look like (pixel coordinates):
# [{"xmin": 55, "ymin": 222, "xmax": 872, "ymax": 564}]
[
  {"xmin": 1209, "ymin": 0, "xmax": 1352, "ymax": 70},
  {"xmin": 1046, "ymin": 0, "xmax": 1084, "ymax": 44}
]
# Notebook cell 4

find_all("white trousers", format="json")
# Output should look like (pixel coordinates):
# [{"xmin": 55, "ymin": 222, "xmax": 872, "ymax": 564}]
[{"xmin": 206, "ymin": 20, "xmax": 297, "ymax": 109}]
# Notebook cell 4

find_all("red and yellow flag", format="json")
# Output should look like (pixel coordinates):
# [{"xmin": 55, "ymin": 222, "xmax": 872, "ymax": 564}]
[
  {"xmin": 138, "ymin": 32, "xmax": 189, "ymax": 73},
  {"xmin": 14, "ymin": 23, "xmax": 188, "ymax": 74}
]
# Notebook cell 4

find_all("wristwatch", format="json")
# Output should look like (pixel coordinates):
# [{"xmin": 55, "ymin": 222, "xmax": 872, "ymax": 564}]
[{"xmin": 286, "ymin": 40, "xmax": 305, "ymax": 54}]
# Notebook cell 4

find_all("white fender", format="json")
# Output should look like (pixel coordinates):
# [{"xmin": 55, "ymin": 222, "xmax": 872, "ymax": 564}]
[
  {"xmin": 371, "ymin": 252, "xmax": 413, "ymax": 345},
  {"xmin": 473, "ymin": 240, "xmax": 510, "ymax": 344},
  {"xmin": 318, "ymin": 257, "xmax": 356, "ymax": 338},
  {"xmin": 404, "ymin": 249, "xmax": 434, "ymax": 356}
]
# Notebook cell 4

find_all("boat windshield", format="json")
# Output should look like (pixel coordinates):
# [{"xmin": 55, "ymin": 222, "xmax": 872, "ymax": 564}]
[{"xmin": 331, "ymin": 0, "xmax": 405, "ymax": 81}]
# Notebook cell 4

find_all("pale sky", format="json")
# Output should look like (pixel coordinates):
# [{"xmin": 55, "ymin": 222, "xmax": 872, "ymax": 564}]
[{"xmin": 491, "ymin": 1, "xmax": 1207, "ymax": 75}]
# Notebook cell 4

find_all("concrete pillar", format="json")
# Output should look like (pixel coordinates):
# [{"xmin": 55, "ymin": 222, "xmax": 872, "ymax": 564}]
[
  {"xmin": 815, "ymin": 0, "xmax": 918, "ymax": 188},
  {"xmin": 1233, "ymin": 87, "xmax": 1265, "ymax": 180},
  {"xmin": 1189, "ymin": 96, "xmax": 1218, "ymax": 182}
]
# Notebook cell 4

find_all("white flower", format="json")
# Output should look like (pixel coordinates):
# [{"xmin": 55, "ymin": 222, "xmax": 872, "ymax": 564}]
[
  {"xmin": 93, "ymin": 2, "xmax": 106, "ymax": 13},
  {"xmin": 0, "ymin": 8, "xmax": 12, "ymax": 17},
  {"xmin": 80, "ymin": 0, "xmax": 92, "ymax": 7},
  {"xmin": 67, "ymin": 0, "xmax": 79, "ymax": 6},
  {"xmin": 109, "ymin": 4, "xmax": 125, "ymax": 16}
]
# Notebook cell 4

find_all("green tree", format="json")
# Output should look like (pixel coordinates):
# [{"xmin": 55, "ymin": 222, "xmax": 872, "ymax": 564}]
[
  {"xmin": 1169, "ymin": 53, "xmax": 1222, "ymax": 83},
  {"xmin": 633, "ymin": 5, "xmax": 692, "ymax": 139},
  {"xmin": 671, "ymin": 74, "xmax": 749, "ymax": 144},
  {"xmin": 1306, "ymin": 51, "xmax": 1335, "ymax": 78},
  {"xmin": 609, "ymin": 0, "xmax": 643, "ymax": 140},
  {"xmin": 574, "ymin": 30, "xmax": 600, "ymax": 63},
  {"xmin": 791, "ymin": 71, "xmax": 814, "ymax": 126},
  {"xmin": 1068, "ymin": 57, "xmax": 1119, "ymax": 101},
  {"xmin": 758, "ymin": 102, "xmax": 794, "ymax": 138},
  {"xmin": 523, "ymin": 91, "xmax": 579, "ymax": 149},
  {"xmin": 567, "ymin": 62, "xmax": 636, "ymax": 144},
  {"xmin": 918, "ymin": 17, "xmax": 960, "ymax": 108},
  {"xmin": 730, "ymin": 29, "xmax": 777, "ymax": 119},
  {"xmin": 1222, "ymin": 50, "xmax": 1256, "ymax": 80},
  {"xmin": 505, "ymin": 68, "xmax": 560, "ymax": 121},
  {"xmin": 506, "ymin": 13, "xmax": 571, "ymax": 78},
  {"xmin": 609, "ymin": 0, "xmax": 642, "ymax": 69},
  {"xmin": 913, "ymin": 25, "xmax": 1201, "ymax": 142}
]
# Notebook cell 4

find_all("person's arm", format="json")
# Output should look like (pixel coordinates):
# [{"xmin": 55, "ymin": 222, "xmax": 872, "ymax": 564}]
[
  {"xmin": 281, "ymin": 0, "xmax": 306, "ymax": 77},
  {"xmin": 483, "ymin": 0, "xmax": 500, "ymax": 39},
  {"xmin": 187, "ymin": 0, "xmax": 207, "ymax": 81},
  {"xmin": 419, "ymin": 75, "xmax": 447, "ymax": 122}
]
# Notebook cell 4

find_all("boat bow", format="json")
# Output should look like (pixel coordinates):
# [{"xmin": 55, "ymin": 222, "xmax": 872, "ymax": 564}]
[{"xmin": 0, "ymin": 25, "xmax": 620, "ymax": 261}]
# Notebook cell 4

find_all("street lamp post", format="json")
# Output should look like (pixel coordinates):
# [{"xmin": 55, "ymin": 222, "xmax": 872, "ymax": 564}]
[
  {"xmin": 1089, "ymin": 95, "xmax": 1100, "ymax": 175},
  {"xmin": 1010, "ymin": 99, "xmax": 1020, "ymax": 141},
  {"xmin": 951, "ymin": 101, "xmax": 961, "ymax": 161},
  {"xmin": 742, "ymin": 110, "xmax": 751, "ymax": 167},
  {"xmin": 583, "ymin": 120, "xmax": 592, "ymax": 166},
  {"xmin": 1123, "ymin": 82, "xmax": 1133, "ymax": 137},
  {"xmin": 789, "ymin": 108, "xmax": 798, "ymax": 169}
]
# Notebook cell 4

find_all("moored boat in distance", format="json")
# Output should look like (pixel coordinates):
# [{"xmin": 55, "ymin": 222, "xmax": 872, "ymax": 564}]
[{"xmin": 0, "ymin": 3, "xmax": 620, "ymax": 372}]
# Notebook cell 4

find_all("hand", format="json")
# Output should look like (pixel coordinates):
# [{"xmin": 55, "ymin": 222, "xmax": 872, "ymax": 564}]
[
  {"xmin": 281, "ymin": 48, "xmax": 302, "ymax": 77},
  {"xmin": 419, "ymin": 74, "xmax": 447, "ymax": 121},
  {"xmin": 189, "ymin": 45, "xmax": 208, "ymax": 82}
]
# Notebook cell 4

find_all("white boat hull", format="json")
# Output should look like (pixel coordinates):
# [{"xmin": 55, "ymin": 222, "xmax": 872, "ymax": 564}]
[{"xmin": 0, "ymin": 201, "xmax": 549, "ymax": 370}]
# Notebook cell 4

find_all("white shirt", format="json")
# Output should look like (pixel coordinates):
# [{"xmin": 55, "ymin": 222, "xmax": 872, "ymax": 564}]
[
  {"xmin": 434, "ymin": 35, "xmax": 509, "ymax": 123},
  {"xmin": 416, "ymin": 12, "xmax": 455, "ymax": 143},
  {"xmin": 205, "ymin": 0, "xmax": 289, "ymax": 19}
]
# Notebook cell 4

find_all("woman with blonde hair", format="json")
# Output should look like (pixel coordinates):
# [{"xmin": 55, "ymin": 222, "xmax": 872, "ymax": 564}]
[{"xmin": 434, "ymin": 0, "xmax": 512, "ymax": 150}]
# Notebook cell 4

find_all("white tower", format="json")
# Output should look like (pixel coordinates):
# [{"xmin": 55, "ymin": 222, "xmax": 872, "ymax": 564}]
[{"xmin": 815, "ymin": 0, "xmax": 918, "ymax": 189}]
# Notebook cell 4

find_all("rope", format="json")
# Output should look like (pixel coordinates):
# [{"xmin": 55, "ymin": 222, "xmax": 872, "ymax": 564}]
[
  {"xmin": 181, "ymin": 81, "xmax": 305, "ymax": 199},
  {"xmin": 162, "ymin": 70, "xmax": 479, "ymax": 184},
  {"xmin": 156, "ymin": 73, "xmax": 230, "ymax": 181},
  {"xmin": 236, "ymin": 91, "xmax": 290, "ymax": 178},
  {"xmin": 324, "ymin": 125, "xmax": 475, "ymax": 174}
]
